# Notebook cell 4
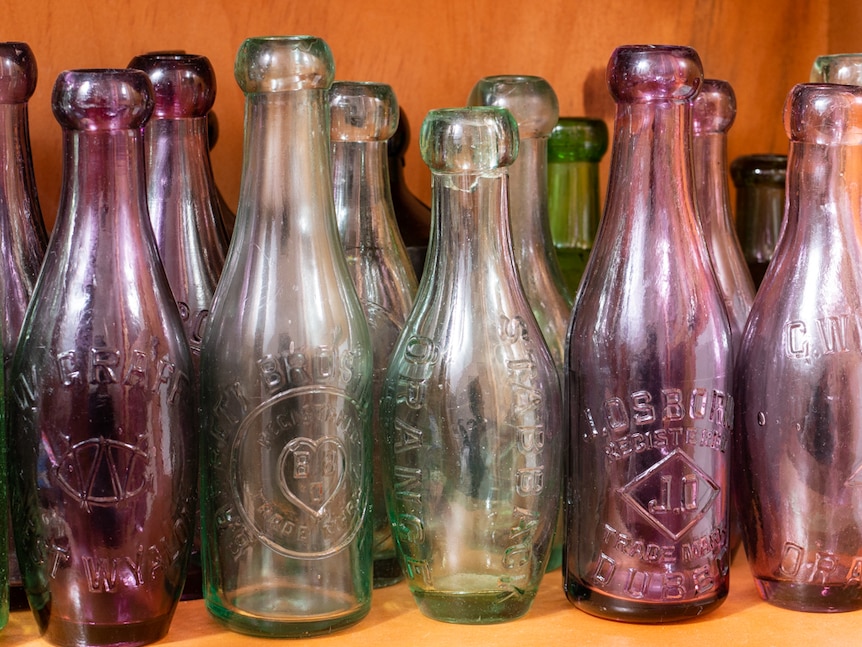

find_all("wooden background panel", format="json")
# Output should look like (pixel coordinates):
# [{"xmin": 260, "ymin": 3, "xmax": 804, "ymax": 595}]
[{"xmin": 5, "ymin": 0, "xmax": 830, "ymax": 229}]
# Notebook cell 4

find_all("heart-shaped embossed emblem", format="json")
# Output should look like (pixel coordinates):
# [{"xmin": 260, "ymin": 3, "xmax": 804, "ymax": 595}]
[{"xmin": 278, "ymin": 436, "xmax": 346, "ymax": 518}]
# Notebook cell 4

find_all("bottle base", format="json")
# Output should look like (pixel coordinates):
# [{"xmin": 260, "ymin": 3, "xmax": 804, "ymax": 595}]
[
  {"xmin": 411, "ymin": 587, "xmax": 536, "ymax": 624},
  {"xmin": 565, "ymin": 580, "xmax": 728, "ymax": 623},
  {"xmin": 36, "ymin": 612, "xmax": 172, "ymax": 647},
  {"xmin": 373, "ymin": 556, "xmax": 404, "ymax": 588},
  {"xmin": 206, "ymin": 593, "xmax": 370, "ymax": 638},
  {"xmin": 754, "ymin": 577, "xmax": 862, "ymax": 613}
]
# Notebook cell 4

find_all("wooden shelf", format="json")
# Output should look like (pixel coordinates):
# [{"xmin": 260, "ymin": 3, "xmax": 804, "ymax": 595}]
[{"xmin": 4, "ymin": 558, "xmax": 861, "ymax": 646}]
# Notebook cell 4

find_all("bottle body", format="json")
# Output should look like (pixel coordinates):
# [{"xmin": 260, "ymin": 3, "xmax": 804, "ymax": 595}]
[
  {"xmin": 331, "ymin": 81, "xmax": 417, "ymax": 588},
  {"xmin": 199, "ymin": 37, "xmax": 373, "ymax": 637},
  {"xmin": 8, "ymin": 69, "xmax": 196, "ymax": 647},
  {"xmin": 381, "ymin": 107, "xmax": 561, "ymax": 624},
  {"xmin": 566, "ymin": 46, "xmax": 732, "ymax": 623},
  {"xmin": 735, "ymin": 83, "xmax": 862, "ymax": 613},
  {"xmin": 547, "ymin": 117, "xmax": 609, "ymax": 299}
]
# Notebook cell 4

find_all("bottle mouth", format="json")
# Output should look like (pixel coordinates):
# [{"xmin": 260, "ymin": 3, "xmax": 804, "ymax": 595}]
[
  {"xmin": 0, "ymin": 41, "xmax": 37, "ymax": 104},
  {"xmin": 330, "ymin": 81, "xmax": 398, "ymax": 143},
  {"xmin": 607, "ymin": 44, "xmax": 703, "ymax": 104},
  {"xmin": 467, "ymin": 75, "xmax": 559, "ymax": 139},
  {"xmin": 51, "ymin": 68, "xmax": 154, "ymax": 131},
  {"xmin": 785, "ymin": 83, "xmax": 862, "ymax": 146},
  {"xmin": 234, "ymin": 35, "xmax": 334, "ymax": 94},
  {"xmin": 692, "ymin": 79, "xmax": 736, "ymax": 136}
]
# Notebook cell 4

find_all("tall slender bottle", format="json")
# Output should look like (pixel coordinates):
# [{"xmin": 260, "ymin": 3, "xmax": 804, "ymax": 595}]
[
  {"xmin": 199, "ymin": 36, "xmax": 373, "ymax": 637},
  {"xmin": 691, "ymin": 79, "xmax": 755, "ymax": 360},
  {"xmin": 0, "ymin": 41, "xmax": 49, "ymax": 616},
  {"xmin": 388, "ymin": 107, "xmax": 430, "ymax": 279},
  {"xmin": 547, "ymin": 117, "xmax": 609, "ymax": 299},
  {"xmin": 735, "ymin": 83, "xmax": 862, "ymax": 613},
  {"xmin": 7, "ymin": 68, "xmax": 196, "ymax": 647},
  {"xmin": 468, "ymin": 75, "xmax": 569, "ymax": 570},
  {"xmin": 330, "ymin": 81, "xmax": 417, "ymax": 588},
  {"xmin": 128, "ymin": 51, "xmax": 229, "ymax": 601},
  {"xmin": 381, "ymin": 107, "xmax": 562, "ymax": 624},
  {"xmin": 565, "ymin": 45, "xmax": 733, "ymax": 622},
  {"xmin": 730, "ymin": 154, "xmax": 787, "ymax": 289}
]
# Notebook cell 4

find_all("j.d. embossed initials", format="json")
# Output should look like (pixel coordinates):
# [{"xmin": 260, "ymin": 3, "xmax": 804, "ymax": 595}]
[{"xmin": 278, "ymin": 437, "xmax": 346, "ymax": 518}]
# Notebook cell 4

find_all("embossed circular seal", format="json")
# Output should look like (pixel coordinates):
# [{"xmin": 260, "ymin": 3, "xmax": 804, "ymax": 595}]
[{"xmin": 230, "ymin": 385, "xmax": 367, "ymax": 558}]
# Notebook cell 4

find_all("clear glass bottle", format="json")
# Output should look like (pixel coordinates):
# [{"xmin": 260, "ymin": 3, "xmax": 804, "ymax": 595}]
[
  {"xmin": 380, "ymin": 106, "xmax": 562, "ymax": 624},
  {"xmin": 730, "ymin": 154, "xmax": 787, "ymax": 290},
  {"xmin": 547, "ymin": 117, "xmax": 609, "ymax": 300},
  {"xmin": 330, "ymin": 81, "xmax": 417, "ymax": 588},
  {"xmin": 128, "ymin": 51, "xmax": 229, "ymax": 602},
  {"xmin": 7, "ymin": 68, "xmax": 197, "ymax": 647},
  {"xmin": 692, "ymin": 79, "xmax": 755, "ymax": 360},
  {"xmin": 0, "ymin": 41, "xmax": 49, "ymax": 617},
  {"xmin": 199, "ymin": 36, "xmax": 373, "ymax": 637},
  {"xmin": 565, "ymin": 45, "xmax": 733, "ymax": 623},
  {"xmin": 467, "ymin": 75, "xmax": 569, "ymax": 571},
  {"xmin": 734, "ymin": 82, "xmax": 862, "ymax": 613},
  {"xmin": 388, "ymin": 107, "xmax": 430, "ymax": 280}
]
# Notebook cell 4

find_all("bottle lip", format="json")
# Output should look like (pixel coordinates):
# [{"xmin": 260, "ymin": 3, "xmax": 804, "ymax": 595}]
[
  {"xmin": 548, "ymin": 116, "xmax": 609, "ymax": 162},
  {"xmin": 730, "ymin": 154, "xmax": 788, "ymax": 186},
  {"xmin": 420, "ymin": 106, "xmax": 519, "ymax": 174},
  {"xmin": 467, "ymin": 75, "xmax": 559, "ymax": 139},
  {"xmin": 607, "ymin": 44, "xmax": 703, "ymax": 104},
  {"xmin": 692, "ymin": 78, "xmax": 736, "ymax": 135},
  {"xmin": 52, "ymin": 68, "xmax": 154, "ymax": 131},
  {"xmin": 128, "ymin": 52, "xmax": 216, "ymax": 119},
  {"xmin": 235, "ymin": 35, "xmax": 334, "ymax": 94},
  {"xmin": 785, "ymin": 82, "xmax": 862, "ymax": 145},
  {"xmin": 0, "ymin": 41, "xmax": 37, "ymax": 104},
  {"xmin": 330, "ymin": 81, "xmax": 398, "ymax": 142},
  {"xmin": 810, "ymin": 52, "xmax": 862, "ymax": 83}
]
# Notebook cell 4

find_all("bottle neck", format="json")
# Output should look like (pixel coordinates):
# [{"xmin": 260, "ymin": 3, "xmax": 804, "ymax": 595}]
[
  {"xmin": 333, "ymin": 140, "xmax": 400, "ymax": 249},
  {"xmin": 782, "ymin": 140, "xmax": 862, "ymax": 258},
  {"xmin": 508, "ymin": 138, "xmax": 552, "ymax": 252},
  {"xmin": 548, "ymin": 159, "xmax": 601, "ymax": 249},
  {"xmin": 0, "ymin": 102, "xmax": 41, "ymax": 216},
  {"xmin": 734, "ymin": 182, "xmax": 785, "ymax": 263},
  {"xmin": 57, "ymin": 128, "xmax": 149, "ymax": 236},
  {"xmin": 692, "ymin": 131, "xmax": 732, "ymax": 241},
  {"xmin": 237, "ymin": 89, "xmax": 334, "ymax": 238},
  {"xmin": 604, "ymin": 99, "xmax": 698, "ymax": 242},
  {"xmin": 427, "ymin": 169, "xmax": 516, "ymax": 290}
]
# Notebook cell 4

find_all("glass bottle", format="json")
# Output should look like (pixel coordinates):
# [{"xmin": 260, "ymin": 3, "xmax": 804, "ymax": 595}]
[
  {"xmin": 565, "ymin": 45, "xmax": 733, "ymax": 623},
  {"xmin": 380, "ymin": 106, "xmax": 562, "ymax": 624},
  {"xmin": 330, "ymin": 81, "xmax": 417, "ymax": 588},
  {"xmin": 691, "ymin": 79, "xmax": 755, "ymax": 360},
  {"xmin": 7, "ymin": 68, "xmax": 197, "ymax": 647},
  {"xmin": 734, "ymin": 82, "xmax": 862, "ymax": 613},
  {"xmin": 0, "ymin": 41, "xmax": 49, "ymax": 616},
  {"xmin": 388, "ymin": 107, "xmax": 430, "ymax": 279},
  {"xmin": 467, "ymin": 75, "xmax": 569, "ymax": 571},
  {"xmin": 730, "ymin": 154, "xmax": 787, "ymax": 290},
  {"xmin": 547, "ymin": 117, "xmax": 609, "ymax": 300},
  {"xmin": 128, "ymin": 51, "xmax": 229, "ymax": 602},
  {"xmin": 199, "ymin": 36, "xmax": 373, "ymax": 638}
]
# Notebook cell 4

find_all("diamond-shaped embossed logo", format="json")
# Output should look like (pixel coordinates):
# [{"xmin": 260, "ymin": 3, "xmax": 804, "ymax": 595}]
[{"xmin": 619, "ymin": 448, "xmax": 719, "ymax": 541}]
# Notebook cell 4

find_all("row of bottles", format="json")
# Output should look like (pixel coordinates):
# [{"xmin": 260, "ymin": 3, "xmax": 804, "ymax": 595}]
[{"xmin": 0, "ymin": 34, "xmax": 860, "ymax": 645}]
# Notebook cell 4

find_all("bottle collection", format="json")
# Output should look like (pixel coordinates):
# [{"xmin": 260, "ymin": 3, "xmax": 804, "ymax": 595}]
[{"xmin": 0, "ymin": 32, "xmax": 860, "ymax": 644}]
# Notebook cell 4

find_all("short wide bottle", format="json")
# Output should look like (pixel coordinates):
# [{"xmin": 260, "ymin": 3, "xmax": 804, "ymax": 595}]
[
  {"xmin": 7, "ymin": 69, "xmax": 197, "ymax": 647},
  {"xmin": 735, "ymin": 83, "xmax": 862, "ymax": 613},
  {"xmin": 199, "ymin": 36, "xmax": 373, "ymax": 637},
  {"xmin": 381, "ymin": 107, "xmax": 562, "ymax": 624},
  {"xmin": 565, "ymin": 45, "xmax": 733, "ymax": 623}
]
